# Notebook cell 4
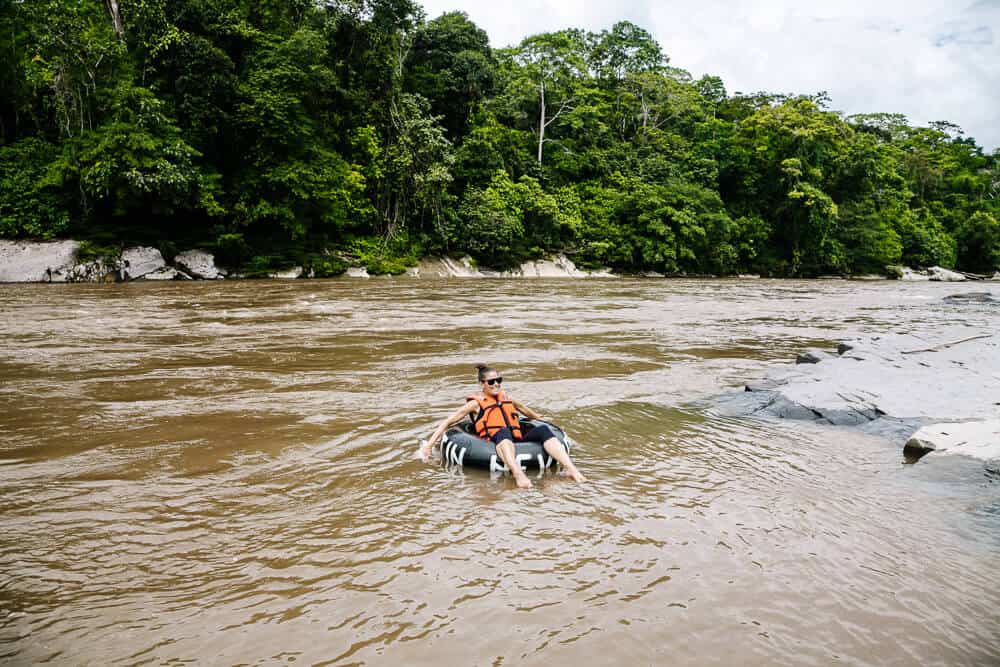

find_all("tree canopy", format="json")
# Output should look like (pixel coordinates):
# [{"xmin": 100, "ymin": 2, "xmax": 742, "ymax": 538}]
[{"xmin": 2, "ymin": 2, "xmax": 997, "ymax": 276}]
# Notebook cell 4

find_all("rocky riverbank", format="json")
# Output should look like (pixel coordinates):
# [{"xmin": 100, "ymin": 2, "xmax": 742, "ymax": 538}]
[
  {"xmin": 5, "ymin": 239, "xmax": 1000, "ymax": 283},
  {"xmin": 714, "ymin": 293, "xmax": 1000, "ymax": 465},
  {"xmin": 0, "ymin": 240, "xmax": 230, "ymax": 282},
  {"xmin": 0, "ymin": 240, "xmax": 619, "ymax": 282}
]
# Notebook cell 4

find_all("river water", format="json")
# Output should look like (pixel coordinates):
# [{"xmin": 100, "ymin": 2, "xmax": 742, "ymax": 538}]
[{"xmin": 1, "ymin": 278, "xmax": 998, "ymax": 666}]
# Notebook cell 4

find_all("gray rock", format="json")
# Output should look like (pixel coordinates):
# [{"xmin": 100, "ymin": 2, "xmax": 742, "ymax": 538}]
[
  {"xmin": 743, "ymin": 377, "xmax": 786, "ymax": 393},
  {"xmin": 416, "ymin": 255, "xmax": 615, "ymax": 278},
  {"xmin": 143, "ymin": 267, "xmax": 190, "ymax": 281},
  {"xmin": 768, "ymin": 396, "xmax": 825, "ymax": 421},
  {"xmin": 509, "ymin": 254, "xmax": 617, "ymax": 278},
  {"xmin": 67, "ymin": 258, "xmax": 122, "ymax": 283},
  {"xmin": 517, "ymin": 255, "xmax": 586, "ymax": 277},
  {"xmin": 416, "ymin": 256, "xmax": 482, "ymax": 277},
  {"xmin": 269, "ymin": 266, "xmax": 303, "ymax": 279},
  {"xmin": 174, "ymin": 249, "xmax": 223, "ymax": 279},
  {"xmin": 714, "ymin": 333, "xmax": 1000, "ymax": 465},
  {"xmin": 0, "ymin": 240, "xmax": 79, "ymax": 282},
  {"xmin": 346, "ymin": 267, "xmax": 370, "ymax": 278},
  {"xmin": 796, "ymin": 351, "xmax": 825, "ymax": 364},
  {"xmin": 904, "ymin": 421, "xmax": 1000, "ymax": 461},
  {"xmin": 927, "ymin": 266, "xmax": 967, "ymax": 282},
  {"xmin": 713, "ymin": 388, "xmax": 783, "ymax": 416},
  {"xmin": 860, "ymin": 416, "xmax": 924, "ymax": 442},
  {"xmin": 943, "ymin": 292, "xmax": 996, "ymax": 303},
  {"xmin": 815, "ymin": 404, "xmax": 886, "ymax": 426},
  {"xmin": 120, "ymin": 246, "xmax": 166, "ymax": 280},
  {"xmin": 405, "ymin": 267, "xmax": 420, "ymax": 277},
  {"xmin": 898, "ymin": 267, "xmax": 931, "ymax": 281},
  {"xmin": 782, "ymin": 344, "xmax": 997, "ymax": 424},
  {"xmin": 903, "ymin": 435, "xmax": 937, "ymax": 457},
  {"xmin": 720, "ymin": 386, "xmax": 894, "ymax": 429}
]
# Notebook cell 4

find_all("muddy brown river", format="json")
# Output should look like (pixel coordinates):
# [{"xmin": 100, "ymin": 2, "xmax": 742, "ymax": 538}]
[{"xmin": 1, "ymin": 279, "xmax": 998, "ymax": 666}]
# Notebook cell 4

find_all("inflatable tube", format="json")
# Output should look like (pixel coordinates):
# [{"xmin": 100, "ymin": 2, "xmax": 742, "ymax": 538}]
[{"xmin": 440, "ymin": 419, "xmax": 571, "ymax": 471}]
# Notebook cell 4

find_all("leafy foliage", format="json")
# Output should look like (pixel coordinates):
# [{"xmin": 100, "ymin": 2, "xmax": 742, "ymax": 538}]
[
  {"xmin": 954, "ymin": 211, "xmax": 1000, "ymax": 273},
  {"xmin": 0, "ymin": 139, "xmax": 69, "ymax": 238},
  {"xmin": 0, "ymin": 2, "xmax": 997, "ymax": 275}
]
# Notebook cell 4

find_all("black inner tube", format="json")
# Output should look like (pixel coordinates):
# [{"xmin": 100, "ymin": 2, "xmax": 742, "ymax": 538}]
[{"xmin": 440, "ymin": 418, "xmax": 570, "ymax": 471}]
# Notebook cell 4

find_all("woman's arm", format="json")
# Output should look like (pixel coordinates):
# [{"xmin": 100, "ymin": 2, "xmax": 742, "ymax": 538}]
[
  {"xmin": 418, "ymin": 401, "xmax": 478, "ymax": 460},
  {"xmin": 513, "ymin": 399, "xmax": 544, "ymax": 421}
]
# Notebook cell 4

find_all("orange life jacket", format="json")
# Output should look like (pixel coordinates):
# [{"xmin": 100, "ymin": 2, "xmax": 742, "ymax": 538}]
[{"xmin": 466, "ymin": 391, "xmax": 522, "ymax": 440}]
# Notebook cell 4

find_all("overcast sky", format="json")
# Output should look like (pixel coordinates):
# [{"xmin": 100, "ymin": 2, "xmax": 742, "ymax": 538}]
[{"xmin": 417, "ymin": 0, "xmax": 1000, "ymax": 150}]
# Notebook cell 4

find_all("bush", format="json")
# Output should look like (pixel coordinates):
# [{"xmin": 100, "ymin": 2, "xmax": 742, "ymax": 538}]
[
  {"xmin": 347, "ymin": 236, "xmax": 417, "ymax": 275},
  {"xmin": 954, "ymin": 211, "xmax": 1000, "ymax": 273},
  {"xmin": 451, "ymin": 172, "xmax": 525, "ymax": 268},
  {"xmin": 213, "ymin": 233, "xmax": 250, "ymax": 268},
  {"xmin": 302, "ymin": 255, "xmax": 347, "ymax": 278},
  {"xmin": 837, "ymin": 204, "xmax": 903, "ymax": 274},
  {"xmin": 244, "ymin": 255, "xmax": 277, "ymax": 277},
  {"xmin": 0, "ymin": 138, "xmax": 70, "ymax": 239},
  {"xmin": 896, "ymin": 210, "xmax": 956, "ymax": 268},
  {"xmin": 75, "ymin": 240, "xmax": 120, "ymax": 263}
]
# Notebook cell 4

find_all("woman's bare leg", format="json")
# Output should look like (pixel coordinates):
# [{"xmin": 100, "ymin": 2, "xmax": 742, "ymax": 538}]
[
  {"xmin": 496, "ymin": 439, "xmax": 532, "ymax": 489},
  {"xmin": 543, "ymin": 438, "xmax": 587, "ymax": 482}
]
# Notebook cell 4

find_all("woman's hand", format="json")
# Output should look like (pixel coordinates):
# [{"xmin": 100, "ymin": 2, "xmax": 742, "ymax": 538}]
[{"xmin": 417, "ymin": 439, "xmax": 433, "ymax": 462}]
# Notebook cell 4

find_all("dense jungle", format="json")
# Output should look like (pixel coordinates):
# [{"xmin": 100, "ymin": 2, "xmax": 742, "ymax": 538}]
[{"xmin": 2, "ymin": 0, "xmax": 999, "ymax": 277}]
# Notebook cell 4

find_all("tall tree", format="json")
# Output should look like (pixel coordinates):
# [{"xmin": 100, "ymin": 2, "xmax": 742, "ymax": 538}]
[
  {"xmin": 404, "ymin": 11, "xmax": 496, "ymax": 139},
  {"xmin": 504, "ymin": 30, "xmax": 588, "ymax": 169}
]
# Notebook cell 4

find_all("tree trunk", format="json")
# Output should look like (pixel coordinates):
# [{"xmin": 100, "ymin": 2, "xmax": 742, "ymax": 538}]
[
  {"xmin": 105, "ymin": 0, "xmax": 124, "ymax": 40},
  {"xmin": 537, "ymin": 79, "xmax": 545, "ymax": 167},
  {"xmin": 901, "ymin": 334, "xmax": 991, "ymax": 354}
]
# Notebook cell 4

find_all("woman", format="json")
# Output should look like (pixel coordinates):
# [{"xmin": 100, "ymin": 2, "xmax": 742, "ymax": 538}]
[{"xmin": 419, "ymin": 365, "xmax": 586, "ymax": 488}]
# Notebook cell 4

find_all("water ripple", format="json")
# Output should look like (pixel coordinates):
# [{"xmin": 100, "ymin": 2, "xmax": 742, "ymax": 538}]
[{"xmin": 1, "ymin": 279, "xmax": 998, "ymax": 664}]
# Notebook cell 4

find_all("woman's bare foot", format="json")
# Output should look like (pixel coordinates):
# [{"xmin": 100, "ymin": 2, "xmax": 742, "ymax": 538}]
[{"xmin": 514, "ymin": 473, "xmax": 533, "ymax": 489}]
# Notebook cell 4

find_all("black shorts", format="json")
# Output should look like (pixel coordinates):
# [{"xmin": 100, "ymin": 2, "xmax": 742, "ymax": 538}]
[{"xmin": 488, "ymin": 424, "xmax": 557, "ymax": 447}]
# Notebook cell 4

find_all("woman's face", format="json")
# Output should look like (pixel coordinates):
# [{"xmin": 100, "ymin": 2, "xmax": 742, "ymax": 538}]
[{"xmin": 481, "ymin": 371, "xmax": 503, "ymax": 397}]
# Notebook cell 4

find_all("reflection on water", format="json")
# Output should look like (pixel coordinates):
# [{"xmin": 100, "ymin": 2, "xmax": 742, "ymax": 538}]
[{"xmin": 1, "ymin": 279, "xmax": 998, "ymax": 665}]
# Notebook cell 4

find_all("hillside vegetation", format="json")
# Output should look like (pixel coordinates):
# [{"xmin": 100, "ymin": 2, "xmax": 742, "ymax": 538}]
[{"xmin": 2, "ymin": 1, "xmax": 998, "ymax": 276}]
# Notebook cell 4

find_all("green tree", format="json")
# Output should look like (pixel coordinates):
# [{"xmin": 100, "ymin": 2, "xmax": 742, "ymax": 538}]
[
  {"xmin": 453, "ymin": 170, "xmax": 523, "ymax": 266},
  {"xmin": 503, "ymin": 30, "xmax": 589, "ymax": 169},
  {"xmin": 0, "ymin": 138, "xmax": 69, "ymax": 238},
  {"xmin": 587, "ymin": 20, "xmax": 664, "ymax": 83},
  {"xmin": 723, "ymin": 98, "xmax": 851, "ymax": 274},
  {"xmin": 233, "ymin": 26, "xmax": 366, "ymax": 241},
  {"xmin": 954, "ymin": 211, "xmax": 1000, "ymax": 273},
  {"xmin": 404, "ymin": 11, "xmax": 496, "ymax": 139},
  {"xmin": 614, "ymin": 177, "xmax": 736, "ymax": 274},
  {"xmin": 4, "ymin": 6, "xmax": 999, "ymax": 278},
  {"xmin": 897, "ymin": 209, "xmax": 956, "ymax": 268},
  {"xmin": 368, "ymin": 93, "xmax": 454, "ymax": 238}
]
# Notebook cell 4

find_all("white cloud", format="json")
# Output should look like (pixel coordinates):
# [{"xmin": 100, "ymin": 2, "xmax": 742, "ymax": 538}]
[{"xmin": 417, "ymin": 0, "xmax": 1000, "ymax": 149}]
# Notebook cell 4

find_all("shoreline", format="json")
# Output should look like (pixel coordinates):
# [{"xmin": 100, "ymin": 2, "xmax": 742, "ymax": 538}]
[{"xmin": 2, "ymin": 239, "xmax": 997, "ymax": 284}]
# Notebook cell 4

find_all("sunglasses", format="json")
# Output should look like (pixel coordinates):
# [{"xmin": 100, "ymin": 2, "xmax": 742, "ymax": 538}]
[{"xmin": 483, "ymin": 377, "xmax": 503, "ymax": 386}]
